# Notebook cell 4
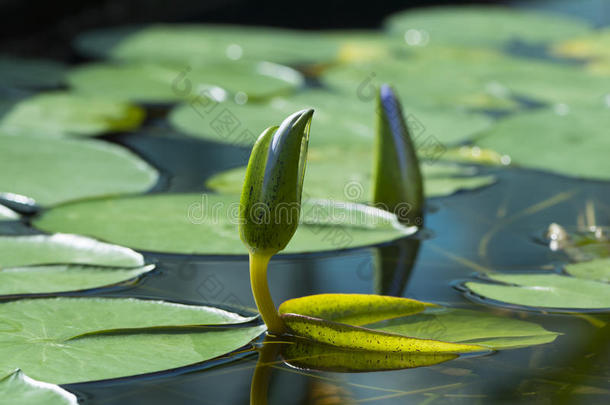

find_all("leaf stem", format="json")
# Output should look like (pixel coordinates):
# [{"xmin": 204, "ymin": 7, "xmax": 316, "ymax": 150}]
[{"xmin": 249, "ymin": 252, "xmax": 286, "ymax": 335}]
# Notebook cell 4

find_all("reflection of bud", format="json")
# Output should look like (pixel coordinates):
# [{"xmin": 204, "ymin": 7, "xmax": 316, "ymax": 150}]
[{"xmin": 171, "ymin": 66, "xmax": 192, "ymax": 98}]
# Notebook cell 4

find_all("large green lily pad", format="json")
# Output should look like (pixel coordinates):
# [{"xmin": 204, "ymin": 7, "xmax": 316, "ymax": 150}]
[
  {"xmin": 564, "ymin": 258, "xmax": 610, "ymax": 283},
  {"xmin": 0, "ymin": 56, "xmax": 66, "ymax": 89},
  {"xmin": 0, "ymin": 134, "xmax": 158, "ymax": 206},
  {"xmin": 33, "ymin": 193, "xmax": 414, "ymax": 255},
  {"xmin": 169, "ymin": 89, "xmax": 493, "ymax": 147},
  {"xmin": 67, "ymin": 61, "xmax": 303, "ymax": 103},
  {"xmin": 384, "ymin": 6, "xmax": 591, "ymax": 48},
  {"xmin": 463, "ymin": 273, "xmax": 610, "ymax": 311},
  {"xmin": 0, "ymin": 264, "xmax": 154, "ymax": 296},
  {"xmin": 207, "ymin": 147, "xmax": 496, "ymax": 201},
  {"xmin": 0, "ymin": 233, "xmax": 144, "ymax": 268},
  {"xmin": 0, "ymin": 298, "xmax": 265, "ymax": 384},
  {"xmin": 0, "ymin": 92, "xmax": 144, "ymax": 137},
  {"xmin": 371, "ymin": 307, "xmax": 560, "ymax": 350},
  {"xmin": 0, "ymin": 370, "xmax": 77, "ymax": 405},
  {"xmin": 74, "ymin": 24, "xmax": 342, "ymax": 65},
  {"xmin": 475, "ymin": 107, "xmax": 610, "ymax": 180}
]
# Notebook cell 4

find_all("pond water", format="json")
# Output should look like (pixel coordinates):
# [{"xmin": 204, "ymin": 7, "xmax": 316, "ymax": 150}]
[{"xmin": 35, "ymin": 129, "xmax": 606, "ymax": 404}]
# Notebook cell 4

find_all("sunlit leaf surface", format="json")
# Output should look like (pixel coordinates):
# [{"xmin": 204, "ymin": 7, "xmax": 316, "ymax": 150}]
[
  {"xmin": 0, "ymin": 264, "xmax": 154, "ymax": 296},
  {"xmin": 371, "ymin": 307, "xmax": 560, "ymax": 349},
  {"xmin": 0, "ymin": 298, "xmax": 264, "ymax": 384},
  {"xmin": 34, "ymin": 194, "xmax": 414, "ymax": 255},
  {"xmin": 0, "ymin": 370, "xmax": 78, "ymax": 405},
  {"xmin": 476, "ymin": 107, "xmax": 610, "ymax": 180},
  {"xmin": 463, "ymin": 273, "xmax": 610, "ymax": 310},
  {"xmin": 0, "ymin": 135, "xmax": 158, "ymax": 206},
  {"xmin": 67, "ymin": 61, "xmax": 303, "ymax": 103},
  {"xmin": 564, "ymin": 258, "xmax": 610, "ymax": 283},
  {"xmin": 384, "ymin": 6, "xmax": 591, "ymax": 48},
  {"xmin": 0, "ymin": 233, "xmax": 144, "ymax": 268},
  {"xmin": 0, "ymin": 92, "xmax": 144, "ymax": 137}
]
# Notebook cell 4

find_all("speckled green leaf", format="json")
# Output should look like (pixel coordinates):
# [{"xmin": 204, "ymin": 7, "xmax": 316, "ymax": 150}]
[
  {"xmin": 384, "ymin": 6, "xmax": 591, "ymax": 48},
  {"xmin": 0, "ymin": 370, "xmax": 77, "ymax": 405},
  {"xmin": 476, "ymin": 107, "xmax": 610, "ymax": 180},
  {"xmin": 279, "ymin": 294, "xmax": 434, "ymax": 326},
  {"xmin": 0, "ymin": 298, "xmax": 265, "ymax": 384},
  {"xmin": 33, "ymin": 194, "xmax": 414, "ymax": 255},
  {"xmin": 67, "ymin": 61, "xmax": 303, "ymax": 103},
  {"xmin": 464, "ymin": 273, "xmax": 610, "ymax": 310},
  {"xmin": 0, "ymin": 134, "xmax": 158, "ymax": 206},
  {"xmin": 0, "ymin": 233, "xmax": 144, "ymax": 268},
  {"xmin": 564, "ymin": 258, "xmax": 610, "ymax": 283},
  {"xmin": 0, "ymin": 92, "xmax": 144, "ymax": 137}
]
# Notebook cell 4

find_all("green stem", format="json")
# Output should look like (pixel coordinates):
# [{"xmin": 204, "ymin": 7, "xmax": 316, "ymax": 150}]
[{"xmin": 249, "ymin": 252, "xmax": 286, "ymax": 335}]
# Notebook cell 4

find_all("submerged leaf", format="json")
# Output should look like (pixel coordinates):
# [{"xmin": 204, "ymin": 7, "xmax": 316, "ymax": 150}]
[
  {"xmin": 34, "ymin": 194, "xmax": 414, "ymax": 255},
  {"xmin": 0, "ymin": 135, "xmax": 158, "ymax": 206},
  {"xmin": 0, "ymin": 92, "xmax": 144, "ymax": 137},
  {"xmin": 279, "ymin": 293, "xmax": 434, "ymax": 326},
  {"xmin": 0, "ymin": 264, "xmax": 154, "ymax": 296},
  {"xmin": 0, "ymin": 370, "xmax": 77, "ymax": 405},
  {"xmin": 281, "ymin": 338, "xmax": 457, "ymax": 372},
  {"xmin": 0, "ymin": 233, "xmax": 144, "ymax": 268},
  {"xmin": 463, "ymin": 273, "xmax": 610, "ymax": 310},
  {"xmin": 0, "ymin": 298, "xmax": 264, "ymax": 384}
]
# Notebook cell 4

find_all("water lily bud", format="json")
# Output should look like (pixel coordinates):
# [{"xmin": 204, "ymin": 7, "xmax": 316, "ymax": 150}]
[
  {"xmin": 372, "ymin": 84, "xmax": 424, "ymax": 226},
  {"xmin": 239, "ymin": 109, "xmax": 314, "ymax": 256}
]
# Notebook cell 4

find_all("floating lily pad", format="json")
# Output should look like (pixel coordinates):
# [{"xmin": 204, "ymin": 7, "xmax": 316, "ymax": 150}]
[
  {"xmin": 322, "ymin": 50, "xmax": 521, "ymax": 111},
  {"xmin": 475, "ymin": 107, "xmax": 610, "ymax": 180},
  {"xmin": 169, "ymin": 89, "xmax": 494, "ymax": 147},
  {"xmin": 0, "ymin": 298, "xmax": 265, "ymax": 384},
  {"xmin": 0, "ymin": 134, "xmax": 158, "ymax": 206},
  {"xmin": 67, "ymin": 61, "xmax": 303, "ymax": 103},
  {"xmin": 0, "ymin": 205, "xmax": 18, "ymax": 221},
  {"xmin": 371, "ymin": 307, "xmax": 560, "ymax": 350},
  {"xmin": 384, "ymin": 6, "xmax": 591, "ymax": 48},
  {"xmin": 564, "ymin": 258, "xmax": 610, "ymax": 283},
  {"xmin": 463, "ymin": 273, "xmax": 610, "ymax": 311},
  {"xmin": 552, "ymin": 28, "xmax": 610, "ymax": 61},
  {"xmin": 0, "ymin": 370, "xmax": 77, "ymax": 405},
  {"xmin": 207, "ymin": 147, "xmax": 496, "ymax": 201},
  {"xmin": 74, "ymin": 24, "xmax": 341, "ymax": 65},
  {"xmin": 33, "ymin": 194, "xmax": 413, "ymax": 255},
  {"xmin": 0, "ymin": 56, "xmax": 66, "ymax": 89},
  {"xmin": 0, "ymin": 92, "xmax": 144, "ymax": 137},
  {"xmin": 0, "ymin": 264, "xmax": 154, "ymax": 296},
  {"xmin": 0, "ymin": 233, "xmax": 144, "ymax": 268}
]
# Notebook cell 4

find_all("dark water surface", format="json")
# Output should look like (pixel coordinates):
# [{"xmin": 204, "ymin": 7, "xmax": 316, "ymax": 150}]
[{"xmin": 36, "ymin": 128, "xmax": 606, "ymax": 405}]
